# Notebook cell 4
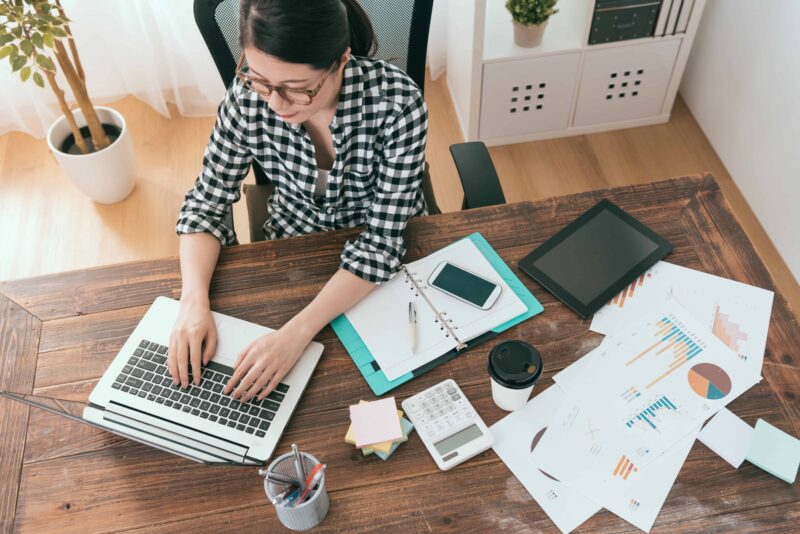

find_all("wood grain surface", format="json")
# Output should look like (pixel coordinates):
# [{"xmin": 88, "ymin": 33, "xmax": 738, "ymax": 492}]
[{"xmin": 1, "ymin": 175, "xmax": 798, "ymax": 533}]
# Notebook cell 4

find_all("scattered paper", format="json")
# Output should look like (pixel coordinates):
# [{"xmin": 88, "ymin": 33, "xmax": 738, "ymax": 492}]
[
  {"xmin": 491, "ymin": 385, "xmax": 600, "ymax": 534},
  {"xmin": 590, "ymin": 261, "xmax": 773, "ymax": 379},
  {"xmin": 698, "ymin": 408, "xmax": 753, "ymax": 468}
]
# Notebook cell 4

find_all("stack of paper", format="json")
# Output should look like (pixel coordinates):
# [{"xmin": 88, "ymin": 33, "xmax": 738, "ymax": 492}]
[{"xmin": 346, "ymin": 398, "xmax": 414, "ymax": 461}]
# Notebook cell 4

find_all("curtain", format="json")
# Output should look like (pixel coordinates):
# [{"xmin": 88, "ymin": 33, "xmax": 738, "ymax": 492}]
[{"xmin": 1, "ymin": 0, "xmax": 225, "ymax": 138}]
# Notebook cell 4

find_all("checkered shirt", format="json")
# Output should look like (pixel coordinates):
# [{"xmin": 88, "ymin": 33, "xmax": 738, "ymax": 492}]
[{"xmin": 176, "ymin": 56, "xmax": 428, "ymax": 284}]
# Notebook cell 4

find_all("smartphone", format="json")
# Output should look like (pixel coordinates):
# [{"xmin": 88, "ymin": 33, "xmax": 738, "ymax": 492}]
[{"xmin": 427, "ymin": 262, "xmax": 502, "ymax": 310}]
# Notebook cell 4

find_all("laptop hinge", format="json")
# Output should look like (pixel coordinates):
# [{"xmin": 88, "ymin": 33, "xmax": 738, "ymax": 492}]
[{"xmin": 105, "ymin": 402, "xmax": 249, "ymax": 462}]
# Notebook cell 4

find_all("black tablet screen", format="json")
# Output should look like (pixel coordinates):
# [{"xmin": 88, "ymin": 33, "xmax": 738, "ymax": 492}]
[{"xmin": 532, "ymin": 209, "xmax": 659, "ymax": 305}]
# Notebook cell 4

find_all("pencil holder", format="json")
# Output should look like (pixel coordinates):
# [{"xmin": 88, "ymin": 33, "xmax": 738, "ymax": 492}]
[{"xmin": 264, "ymin": 451, "xmax": 329, "ymax": 531}]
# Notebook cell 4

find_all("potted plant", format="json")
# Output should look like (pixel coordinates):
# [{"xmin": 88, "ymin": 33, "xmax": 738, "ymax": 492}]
[
  {"xmin": 506, "ymin": 0, "xmax": 559, "ymax": 48},
  {"xmin": 0, "ymin": 0, "xmax": 136, "ymax": 204}
]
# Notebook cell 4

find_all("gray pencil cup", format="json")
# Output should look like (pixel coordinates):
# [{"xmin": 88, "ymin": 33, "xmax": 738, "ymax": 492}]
[{"xmin": 264, "ymin": 451, "xmax": 329, "ymax": 531}]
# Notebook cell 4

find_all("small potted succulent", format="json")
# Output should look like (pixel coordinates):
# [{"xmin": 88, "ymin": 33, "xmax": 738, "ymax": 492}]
[
  {"xmin": 506, "ymin": 0, "xmax": 559, "ymax": 48},
  {"xmin": 0, "ymin": 0, "xmax": 136, "ymax": 204}
]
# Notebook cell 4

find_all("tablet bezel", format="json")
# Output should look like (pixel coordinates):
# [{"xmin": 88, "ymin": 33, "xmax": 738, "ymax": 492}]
[{"xmin": 518, "ymin": 199, "xmax": 672, "ymax": 318}]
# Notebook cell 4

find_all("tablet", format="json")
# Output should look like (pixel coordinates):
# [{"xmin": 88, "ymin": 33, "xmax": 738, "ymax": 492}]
[{"xmin": 518, "ymin": 199, "xmax": 672, "ymax": 318}]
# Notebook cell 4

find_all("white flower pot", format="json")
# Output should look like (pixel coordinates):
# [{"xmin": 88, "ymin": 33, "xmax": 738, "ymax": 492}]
[
  {"xmin": 46, "ymin": 106, "xmax": 137, "ymax": 204},
  {"xmin": 513, "ymin": 19, "xmax": 549, "ymax": 48}
]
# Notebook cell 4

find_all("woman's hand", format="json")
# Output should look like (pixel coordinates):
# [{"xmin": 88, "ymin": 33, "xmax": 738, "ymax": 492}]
[
  {"xmin": 168, "ymin": 294, "xmax": 218, "ymax": 388},
  {"xmin": 223, "ymin": 325, "xmax": 313, "ymax": 403}
]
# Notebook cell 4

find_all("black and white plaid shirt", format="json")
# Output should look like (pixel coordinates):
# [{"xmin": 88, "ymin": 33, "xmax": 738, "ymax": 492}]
[{"xmin": 176, "ymin": 55, "xmax": 428, "ymax": 284}]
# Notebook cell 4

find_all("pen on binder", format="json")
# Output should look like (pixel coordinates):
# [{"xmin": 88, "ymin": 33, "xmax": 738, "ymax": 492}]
[{"xmin": 408, "ymin": 301, "xmax": 418, "ymax": 353}]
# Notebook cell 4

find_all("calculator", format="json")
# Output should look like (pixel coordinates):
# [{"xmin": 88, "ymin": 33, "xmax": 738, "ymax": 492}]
[{"xmin": 402, "ymin": 379, "xmax": 493, "ymax": 471}]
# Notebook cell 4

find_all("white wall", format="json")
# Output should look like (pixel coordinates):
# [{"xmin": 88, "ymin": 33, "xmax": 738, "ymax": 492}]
[{"xmin": 680, "ymin": 0, "xmax": 800, "ymax": 281}]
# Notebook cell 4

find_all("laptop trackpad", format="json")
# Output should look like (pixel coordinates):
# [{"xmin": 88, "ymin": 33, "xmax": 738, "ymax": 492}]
[{"xmin": 211, "ymin": 315, "xmax": 275, "ymax": 367}]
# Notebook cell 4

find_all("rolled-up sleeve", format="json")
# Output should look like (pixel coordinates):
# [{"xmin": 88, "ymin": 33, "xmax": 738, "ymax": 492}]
[
  {"xmin": 176, "ymin": 79, "xmax": 253, "ymax": 245},
  {"xmin": 340, "ymin": 90, "xmax": 428, "ymax": 283}
]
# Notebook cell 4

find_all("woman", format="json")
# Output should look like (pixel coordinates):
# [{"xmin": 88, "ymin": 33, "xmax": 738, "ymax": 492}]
[{"xmin": 169, "ymin": 0, "xmax": 428, "ymax": 403}]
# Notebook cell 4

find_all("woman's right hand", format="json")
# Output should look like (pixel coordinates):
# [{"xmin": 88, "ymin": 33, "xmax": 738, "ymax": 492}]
[{"xmin": 168, "ymin": 294, "xmax": 218, "ymax": 389}]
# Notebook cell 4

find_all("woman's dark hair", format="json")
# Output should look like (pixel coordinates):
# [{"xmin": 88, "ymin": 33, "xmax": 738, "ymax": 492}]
[{"xmin": 239, "ymin": 0, "xmax": 378, "ymax": 71}]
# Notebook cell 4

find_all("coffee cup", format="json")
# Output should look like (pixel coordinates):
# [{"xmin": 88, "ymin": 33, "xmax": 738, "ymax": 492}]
[{"xmin": 488, "ymin": 340, "xmax": 543, "ymax": 411}]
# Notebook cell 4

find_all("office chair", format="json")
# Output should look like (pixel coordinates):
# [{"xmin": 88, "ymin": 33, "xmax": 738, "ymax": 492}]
[{"xmin": 194, "ymin": 0, "xmax": 505, "ymax": 242}]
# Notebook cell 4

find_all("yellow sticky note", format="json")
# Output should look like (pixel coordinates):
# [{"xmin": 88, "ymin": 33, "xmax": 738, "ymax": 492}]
[{"xmin": 345, "ymin": 400, "xmax": 402, "ymax": 453}]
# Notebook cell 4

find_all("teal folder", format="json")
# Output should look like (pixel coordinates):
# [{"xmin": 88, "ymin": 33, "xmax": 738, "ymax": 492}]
[{"xmin": 331, "ymin": 232, "xmax": 543, "ymax": 395}]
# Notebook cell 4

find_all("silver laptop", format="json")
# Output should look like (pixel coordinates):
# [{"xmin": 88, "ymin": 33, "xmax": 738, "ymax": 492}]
[{"xmin": 2, "ymin": 297, "xmax": 324, "ymax": 465}]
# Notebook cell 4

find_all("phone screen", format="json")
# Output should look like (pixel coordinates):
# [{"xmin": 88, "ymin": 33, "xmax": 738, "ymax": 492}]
[{"xmin": 431, "ymin": 263, "xmax": 498, "ymax": 307}]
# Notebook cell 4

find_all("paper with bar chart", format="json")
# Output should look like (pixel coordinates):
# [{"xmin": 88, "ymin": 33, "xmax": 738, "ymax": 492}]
[
  {"xmin": 590, "ymin": 261, "xmax": 773, "ymax": 379},
  {"xmin": 536, "ymin": 301, "xmax": 757, "ymax": 489}
]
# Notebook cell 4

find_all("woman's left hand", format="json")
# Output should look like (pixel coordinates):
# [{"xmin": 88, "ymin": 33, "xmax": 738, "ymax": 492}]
[{"xmin": 223, "ymin": 325, "xmax": 313, "ymax": 402}]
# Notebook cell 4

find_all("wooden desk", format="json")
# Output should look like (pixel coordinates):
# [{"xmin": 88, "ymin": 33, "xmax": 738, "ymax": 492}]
[{"xmin": 1, "ymin": 175, "xmax": 798, "ymax": 533}]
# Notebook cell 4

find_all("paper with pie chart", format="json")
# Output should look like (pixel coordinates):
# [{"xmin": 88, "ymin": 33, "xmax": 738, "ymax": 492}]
[
  {"xmin": 535, "ymin": 301, "xmax": 758, "ymax": 493},
  {"xmin": 590, "ymin": 261, "xmax": 773, "ymax": 380}
]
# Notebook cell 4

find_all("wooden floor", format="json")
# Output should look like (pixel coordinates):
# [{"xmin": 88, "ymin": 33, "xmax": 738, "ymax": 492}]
[{"xmin": 1, "ymin": 69, "xmax": 798, "ymax": 314}]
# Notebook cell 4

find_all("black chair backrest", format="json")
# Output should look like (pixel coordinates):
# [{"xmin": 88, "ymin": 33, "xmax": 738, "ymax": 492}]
[{"xmin": 194, "ymin": 0, "xmax": 433, "ymax": 93}]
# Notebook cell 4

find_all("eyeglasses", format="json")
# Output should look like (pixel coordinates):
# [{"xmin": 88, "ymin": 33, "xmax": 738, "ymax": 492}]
[{"xmin": 235, "ymin": 52, "xmax": 332, "ymax": 106}]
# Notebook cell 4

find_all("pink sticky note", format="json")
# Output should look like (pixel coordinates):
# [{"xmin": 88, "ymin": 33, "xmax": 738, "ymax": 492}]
[{"xmin": 349, "ymin": 397, "xmax": 403, "ymax": 447}]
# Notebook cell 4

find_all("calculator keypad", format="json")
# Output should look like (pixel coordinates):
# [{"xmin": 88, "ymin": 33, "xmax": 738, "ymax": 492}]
[{"xmin": 405, "ymin": 380, "xmax": 476, "ymax": 441}]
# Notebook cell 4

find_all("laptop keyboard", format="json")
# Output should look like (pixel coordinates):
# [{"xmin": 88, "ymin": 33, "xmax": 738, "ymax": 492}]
[{"xmin": 110, "ymin": 339, "xmax": 290, "ymax": 438}]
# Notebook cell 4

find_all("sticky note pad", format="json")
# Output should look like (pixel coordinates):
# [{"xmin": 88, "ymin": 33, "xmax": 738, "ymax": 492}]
[
  {"xmin": 698, "ymin": 408, "xmax": 753, "ymax": 468},
  {"xmin": 363, "ymin": 415, "xmax": 412, "ymax": 456},
  {"xmin": 349, "ymin": 397, "xmax": 403, "ymax": 448},
  {"xmin": 745, "ymin": 418, "xmax": 800, "ymax": 483},
  {"xmin": 346, "ymin": 400, "xmax": 403, "ymax": 453},
  {"xmin": 374, "ymin": 417, "xmax": 415, "ymax": 461}
]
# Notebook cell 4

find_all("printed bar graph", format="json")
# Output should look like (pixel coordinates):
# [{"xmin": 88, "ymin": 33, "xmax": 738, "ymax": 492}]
[
  {"xmin": 711, "ymin": 304, "xmax": 749, "ymax": 352},
  {"xmin": 610, "ymin": 273, "xmax": 652, "ymax": 309},
  {"xmin": 612, "ymin": 454, "xmax": 639, "ymax": 480},
  {"xmin": 624, "ymin": 316, "xmax": 706, "ymax": 389},
  {"xmin": 625, "ymin": 395, "xmax": 678, "ymax": 430},
  {"xmin": 621, "ymin": 386, "xmax": 641, "ymax": 403}
]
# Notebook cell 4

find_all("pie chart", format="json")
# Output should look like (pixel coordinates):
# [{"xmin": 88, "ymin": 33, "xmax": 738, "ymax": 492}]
[{"xmin": 688, "ymin": 363, "xmax": 731, "ymax": 400}]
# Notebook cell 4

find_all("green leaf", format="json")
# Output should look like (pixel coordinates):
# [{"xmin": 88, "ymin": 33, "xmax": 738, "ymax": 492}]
[
  {"xmin": 0, "ymin": 34, "xmax": 14, "ymax": 46},
  {"xmin": 0, "ymin": 45, "xmax": 12, "ymax": 59},
  {"xmin": 11, "ymin": 55, "xmax": 26, "ymax": 72},
  {"xmin": 33, "ymin": 71, "xmax": 44, "ymax": 88},
  {"xmin": 35, "ymin": 54, "xmax": 53, "ymax": 71},
  {"xmin": 43, "ymin": 32, "xmax": 53, "ymax": 48},
  {"xmin": 20, "ymin": 65, "xmax": 31, "ymax": 81},
  {"xmin": 51, "ymin": 27, "xmax": 67, "ymax": 38},
  {"xmin": 31, "ymin": 31, "xmax": 43, "ymax": 49},
  {"xmin": 11, "ymin": 26, "xmax": 22, "ymax": 39},
  {"xmin": 19, "ymin": 38, "xmax": 32, "ymax": 55}
]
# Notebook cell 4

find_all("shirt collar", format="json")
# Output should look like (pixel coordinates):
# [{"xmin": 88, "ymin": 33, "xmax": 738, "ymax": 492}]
[{"xmin": 282, "ymin": 56, "xmax": 363, "ymax": 132}]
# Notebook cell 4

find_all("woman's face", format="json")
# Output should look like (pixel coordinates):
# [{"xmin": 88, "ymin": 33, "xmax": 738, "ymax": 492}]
[{"xmin": 243, "ymin": 46, "xmax": 349, "ymax": 124}]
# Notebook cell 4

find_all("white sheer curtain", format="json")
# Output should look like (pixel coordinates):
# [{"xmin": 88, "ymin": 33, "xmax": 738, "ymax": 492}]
[
  {"xmin": 1, "ymin": 0, "xmax": 226, "ymax": 138},
  {"xmin": 2, "ymin": 0, "xmax": 452, "ymax": 138}
]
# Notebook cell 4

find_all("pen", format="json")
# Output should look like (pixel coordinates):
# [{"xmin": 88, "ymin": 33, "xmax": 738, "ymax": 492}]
[
  {"xmin": 281, "ymin": 487, "xmax": 302, "ymax": 507},
  {"xmin": 296, "ymin": 464, "xmax": 327, "ymax": 505},
  {"xmin": 291, "ymin": 444, "xmax": 307, "ymax": 493},
  {"xmin": 271, "ymin": 485, "xmax": 297, "ymax": 505},
  {"xmin": 266, "ymin": 472, "xmax": 301, "ymax": 486},
  {"xmin": 408, "ymin": 301, "xmax": 417, "ymax": 353}
]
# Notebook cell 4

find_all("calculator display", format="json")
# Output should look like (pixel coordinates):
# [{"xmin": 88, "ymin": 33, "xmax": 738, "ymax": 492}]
[{"xmin": 433, "ymin": 424, "xmax": 483, "ymax": 455}]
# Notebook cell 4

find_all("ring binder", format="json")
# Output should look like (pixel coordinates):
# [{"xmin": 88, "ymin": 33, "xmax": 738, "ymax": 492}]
[
  {"xmin": 401, "ymin": 266, "xmax": 467, "ymax": 350},
  {"xmin": 331, "ymin": 233, "xmax": 544, "ymax": 395}
]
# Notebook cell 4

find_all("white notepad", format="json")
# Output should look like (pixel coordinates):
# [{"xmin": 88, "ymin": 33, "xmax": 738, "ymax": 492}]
[{"xmin": 345, "ymin": 238, "xmax": 528, "ymax": 381}]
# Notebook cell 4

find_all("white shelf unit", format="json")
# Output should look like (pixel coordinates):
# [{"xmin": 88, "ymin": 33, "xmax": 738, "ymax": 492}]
[{"xmin": 446, "ymin": 0, "xmax": 707, "ymax": 146}]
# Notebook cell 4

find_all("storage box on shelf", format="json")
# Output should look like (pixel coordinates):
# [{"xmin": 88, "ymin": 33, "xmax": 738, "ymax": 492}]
[{"xmin": 446, "ymin": 0, "xmax": 706, "ymax": 146}]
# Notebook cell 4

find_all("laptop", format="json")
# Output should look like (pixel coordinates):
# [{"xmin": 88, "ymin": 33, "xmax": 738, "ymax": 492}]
[{"xmin": 1, "ymin": 296, "xmax": 324, "ymax": 465}]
